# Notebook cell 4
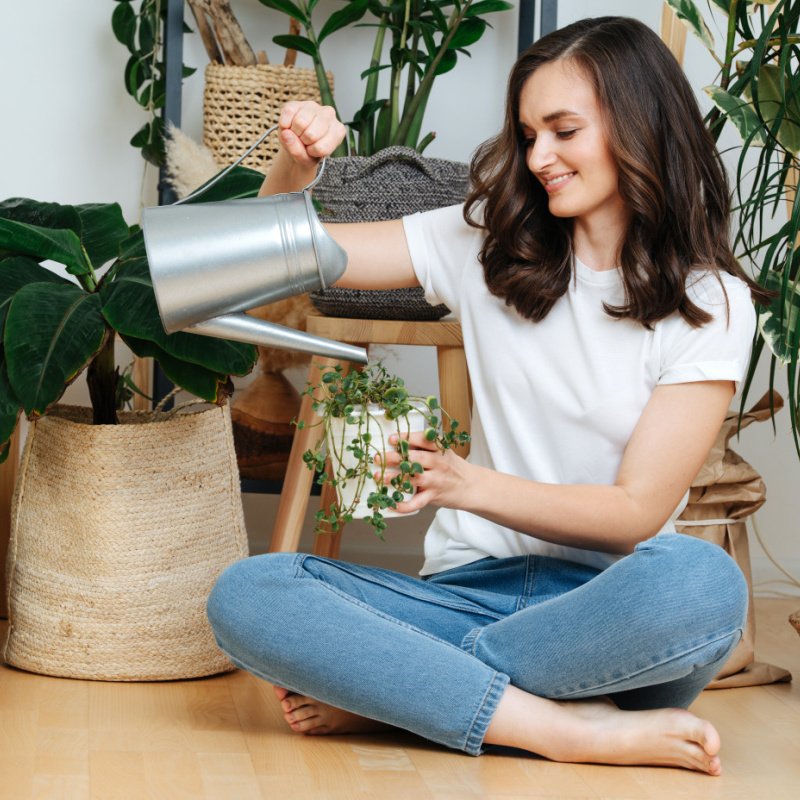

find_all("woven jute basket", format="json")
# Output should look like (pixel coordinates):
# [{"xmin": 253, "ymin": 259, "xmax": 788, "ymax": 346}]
[
  {"xmin": 791, "ymin": 610, "xmax": 800, "ymax": 637},
  {"xmin": 310, "ymin": 147, "xmax": 469, "ymax": 320},
  {"xmin": 3, "ymin": 404, "xmax": 249, "ymax": 681},
  {"xmin": 203, "ymin": 63, "xmax": 330, "ymax": 172}
]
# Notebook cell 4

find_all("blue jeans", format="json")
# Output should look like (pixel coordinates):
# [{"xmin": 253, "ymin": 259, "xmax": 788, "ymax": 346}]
[{"xmin": 207, "ymin": 532, "xmax": 747, "ymax": 756}]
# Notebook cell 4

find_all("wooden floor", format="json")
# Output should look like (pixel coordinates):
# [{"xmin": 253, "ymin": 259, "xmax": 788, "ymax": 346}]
[{"xmin": 1, "ymin": 598, "xmax": 798, "ymax": 800}]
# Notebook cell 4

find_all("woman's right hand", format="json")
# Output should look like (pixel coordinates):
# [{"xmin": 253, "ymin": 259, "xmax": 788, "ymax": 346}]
[{"xmin": 277, "ymin": 100, "xmax": 346, "ymax": 169}]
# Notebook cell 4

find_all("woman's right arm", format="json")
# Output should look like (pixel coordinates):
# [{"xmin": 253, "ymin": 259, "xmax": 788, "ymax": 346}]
[{"xmin": 259, "ymin": 101, "xmax": 419, "ymax": 291}]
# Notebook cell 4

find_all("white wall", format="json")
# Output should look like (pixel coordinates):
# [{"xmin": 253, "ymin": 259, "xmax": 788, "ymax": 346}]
[{"xmin": 1, "ymin": 1, "xmax": 797, "ymax": 593}]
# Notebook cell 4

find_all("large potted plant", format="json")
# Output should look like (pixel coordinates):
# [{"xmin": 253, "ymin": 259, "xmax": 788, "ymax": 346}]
[
  {"xmin": 257, "ymin": 0, "xmax": 513, "ymax": 320},
  {"xmin": 666, "ymin": 0, "xmax": 799, "ymax": 634},
  {"xmin": 0, "ymin": 187, "xmax": 260, "ymax": 680}
]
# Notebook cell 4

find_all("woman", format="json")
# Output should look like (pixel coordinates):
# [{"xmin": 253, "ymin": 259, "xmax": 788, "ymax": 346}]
[{"xmin": 208, "ymin": 17, "xmax": 766, "ymax": 774}]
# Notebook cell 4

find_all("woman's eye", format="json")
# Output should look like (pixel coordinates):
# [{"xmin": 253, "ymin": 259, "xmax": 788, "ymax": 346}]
[{"xmin": 556, "ymin": 129, "xmax": 578, "ymax": 139}]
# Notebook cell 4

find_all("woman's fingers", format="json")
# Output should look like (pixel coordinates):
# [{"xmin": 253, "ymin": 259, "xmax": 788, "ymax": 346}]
[{"xmin": 278, "ymin": 101, "xmax": 345, "ymax": 163}]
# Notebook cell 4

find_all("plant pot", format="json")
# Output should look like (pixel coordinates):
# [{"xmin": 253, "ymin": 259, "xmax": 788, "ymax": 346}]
[
  {"xmin": 310, "ymin": 147, "xmax": 469, "ymax": 320},
  {"xmin": 327, "ymin": 403, "xmax": 426, "ymax": 519},
  {"xmin": 3, "ymin": 404, "xmax": 248, "ymax": 681}
]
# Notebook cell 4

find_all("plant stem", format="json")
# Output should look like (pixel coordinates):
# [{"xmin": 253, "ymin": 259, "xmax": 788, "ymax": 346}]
[
  {"xmin": 395, "ymin": 0, "xmax": 473, "ymax": 146},
  {"xmin": 360, "ymin": 16, "xmax": 388, "ymax": 155},
  {"xmin": 87, "ymin": 332, "xmax": 120, "ymax": 425}
]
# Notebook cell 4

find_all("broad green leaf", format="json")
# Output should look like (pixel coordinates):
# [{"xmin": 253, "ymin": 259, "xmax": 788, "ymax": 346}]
[
  {"xmin": 5, "ymin": 283, "xmax": 107, "ymax": 416},
  {"xmin": 754, "ymin": 64, "xmax": 800, "ymax": 155},
  {"xmin": 449, "ymin": 18, "xmax": 486, "ymax": 49},
  {"xmin": 666, "ymin": 0, "xmax": 715, "ymax": 52},
  {"xmin": 272, "ymin": 34, "xmax": 318, "ymax": 58},
  {"xmin": 466, "ymin": 1, "xmax": 514, "ymax": 17},
  {"xmin": 74, "ymin": 203, "xmax": 129, "ymax": 269},
  {"xmin": 130, "ymin": 121, "xmax": 151, "ymax": 148},
  {"xmin": 319, "ymin": 0, "xmax": 369, "ymax": 43},
  {"xmin": 256, "ymin": 0, "xmax": 310, "ymax": 26},
  {"xmin": 709, "ymin": 0, "xmax": 730, "ymax": 13},
  {"xmin": 101, "ymin": 256, "xmax": 257, "ymax": 376},
  {"xmin": 0, "ymin": 256, "xmax": 70, "ymax": 344},
  {"xmin": 0, "ymin": 197, "xmax": 82, "ymax": 232},
  {"xmin": 180, "ymin": 166, "xmax": 264, "ymax": 204},
  {"xmin": 0, "ymin": 199, "xmax": 126, "ymax": 270},
  {"xmin": 704, "ymin": 86, "xmax": 767, "ymax": 146},
  {"xmin": 121, "ymin": 334, "xmax": 229, "ymax": 403},
  {"xmin": 111, "ymin": 2, "xmax": 136, "ymax": 46},
  {"xmin": 0, "ymin": 355, "xmax": 21, "ymax": 447},
  {"xmin": 0, "ymin": 218, "xmax": 92, "ymax": 277}
]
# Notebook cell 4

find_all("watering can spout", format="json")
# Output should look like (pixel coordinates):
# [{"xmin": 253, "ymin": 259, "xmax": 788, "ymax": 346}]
[{"xmin": 141, "ymin": 191, "xmax": 367, "ymax": 365}]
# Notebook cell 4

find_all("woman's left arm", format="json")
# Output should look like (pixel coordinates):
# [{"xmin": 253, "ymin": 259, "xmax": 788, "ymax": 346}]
[{"xmin": 386, "ymin": 379, "xmax": 734, "ymax": 555}]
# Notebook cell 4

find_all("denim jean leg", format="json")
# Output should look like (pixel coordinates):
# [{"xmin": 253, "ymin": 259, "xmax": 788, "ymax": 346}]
[
  {"xmin": 206, "ymin": 552, "xmax": 510, "ymax": 755},
  {"xmin": 461, "ymin": 533, "xmax": 748, "ymax": 707}
]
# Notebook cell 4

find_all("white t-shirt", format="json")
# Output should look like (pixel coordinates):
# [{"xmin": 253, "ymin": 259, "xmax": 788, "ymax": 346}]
[{"xmin": 402, "ymin": 204, "xmax": 757, "ymax": 576}]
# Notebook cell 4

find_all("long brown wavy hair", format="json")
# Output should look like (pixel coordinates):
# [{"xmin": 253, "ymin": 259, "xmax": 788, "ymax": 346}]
[{"xmin": 464, "ymin": 16, "xmax": 770, "ymax": 326}]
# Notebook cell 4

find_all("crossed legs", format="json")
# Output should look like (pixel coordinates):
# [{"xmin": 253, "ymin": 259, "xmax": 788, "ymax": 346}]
[{"xmin": 207, "ymin": 534, "xmax": 746, "ymax": 774}]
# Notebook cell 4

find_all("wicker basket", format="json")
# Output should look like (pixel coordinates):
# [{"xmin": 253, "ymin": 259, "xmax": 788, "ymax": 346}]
[
  {"xmin": 310, "ymin": 147, "xmax": 469, "ymax": 320},
  {"xmin": 791, "ymin": 610, "xmax": 800, "ymax": 637},
  {"xmin": 203, "ymin": 63, "xmax": 330, "ymax": 172},
  {"xmin": 3, "ymin": 404, "xmax": 249, "ymax": 681}
]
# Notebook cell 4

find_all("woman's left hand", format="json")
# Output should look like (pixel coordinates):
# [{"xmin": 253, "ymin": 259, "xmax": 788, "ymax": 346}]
[{"xmin": 376, "ymin": 432, "xmax": 472, "ymax": 513}]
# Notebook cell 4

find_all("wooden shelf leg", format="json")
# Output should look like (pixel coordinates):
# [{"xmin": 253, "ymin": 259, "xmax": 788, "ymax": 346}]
[
  {"xmin": 269, "ymin": 356, "xmax": 339, "ymax": 553},
  {"xmin": 437, "ymin": 345, "xmax": 471, "ymax": 459}
]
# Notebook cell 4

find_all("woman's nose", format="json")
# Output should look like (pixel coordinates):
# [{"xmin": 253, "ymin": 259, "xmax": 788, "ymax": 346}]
[{"xmin": 526, "ymin": 136, "xmax": 556, "ymax": 173}]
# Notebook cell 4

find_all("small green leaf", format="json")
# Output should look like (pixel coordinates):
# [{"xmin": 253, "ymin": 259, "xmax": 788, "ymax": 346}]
[
  {"xmin": 319, "ymin": 0, "xmax": 369, "ymax": 43},
  {"xmin": 703, "ymin": 86, "xmax": 767, "ymax": 146},
  {"xmin": 111, "ymin": 2, "xmax": 136, "ymax": 47},
  {"xmin": 256, "ymin": 0, "xmax": 310, "ymax": 26},
  {"xmin": 666, "ymin": 0, "xmax": 715, "ymax": 51},
  {"xmin": 448, "ymin": 18, "xmax": 486, "ymax": 49},
  {"xmin": 434, "ymin": 49, "xmax": 458, "ymax": 76},
  {"xmin": 272, "ymin": 34, "xmax": 318, "ymax": 58},
  {"xmin": 466, "ymin": 0, "xmax": 514, "ymax": 16}
]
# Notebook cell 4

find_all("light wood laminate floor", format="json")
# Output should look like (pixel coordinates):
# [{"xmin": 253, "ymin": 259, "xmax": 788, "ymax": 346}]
[{"xmin": 1, "ymin": 598, "xmax": 798, "ymax": 800}]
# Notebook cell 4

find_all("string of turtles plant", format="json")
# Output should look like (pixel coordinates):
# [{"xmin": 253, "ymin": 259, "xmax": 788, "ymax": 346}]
[{"xmin": 296, "ymin": 362, "xmax": 470, "ymax": 538}]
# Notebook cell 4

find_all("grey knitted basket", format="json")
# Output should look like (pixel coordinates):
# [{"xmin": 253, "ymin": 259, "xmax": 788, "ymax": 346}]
[{"xmin": 310, "ymin": 147, "xmax": 470, "ymax": 320}]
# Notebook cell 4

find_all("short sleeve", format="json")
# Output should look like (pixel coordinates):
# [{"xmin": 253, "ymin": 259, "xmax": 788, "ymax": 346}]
[
  {"xmin": 401, "ymin": 204, "xmax": 483, "ymax": 315},
  {"xmin": 658, "ymin": 271, "xmax": 756, "ymax": 388}
]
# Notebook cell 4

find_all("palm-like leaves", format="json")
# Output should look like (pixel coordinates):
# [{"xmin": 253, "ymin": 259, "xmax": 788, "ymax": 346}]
[{"xmin": 668, "ymin": 0, "xmax": 800, "ymax": 453}]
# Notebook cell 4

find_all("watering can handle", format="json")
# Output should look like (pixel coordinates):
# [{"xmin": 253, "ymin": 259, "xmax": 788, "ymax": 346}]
[{"xmin": 173, "ymin": 124, "xmax": 328, "ymax": 207}]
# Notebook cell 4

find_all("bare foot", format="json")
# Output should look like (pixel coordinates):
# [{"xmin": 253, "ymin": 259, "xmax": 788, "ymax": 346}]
[
  {"xmin": 485, "ymin": 686, "xmax": 723, "ymax": 776},
  {"xmin": 272, "ymin": 686, "xmax": 392, "ymax": 736}
]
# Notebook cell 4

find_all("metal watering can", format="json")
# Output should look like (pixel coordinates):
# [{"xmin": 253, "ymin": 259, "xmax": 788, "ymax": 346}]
[{"xmin": 141, "ymin": 126, "xmax": 367, "ymax": 364}]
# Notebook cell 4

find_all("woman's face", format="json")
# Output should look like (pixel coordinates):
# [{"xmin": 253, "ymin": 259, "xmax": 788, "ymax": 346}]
[{"xmin": 519, "ymin": 59, "xmax": 627, "ymax": 228}]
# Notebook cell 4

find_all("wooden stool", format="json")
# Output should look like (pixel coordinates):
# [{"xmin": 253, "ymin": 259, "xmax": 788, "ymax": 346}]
[{"xmin": 269, "ymin": 314, "xmax": 471, "ymax": 559}]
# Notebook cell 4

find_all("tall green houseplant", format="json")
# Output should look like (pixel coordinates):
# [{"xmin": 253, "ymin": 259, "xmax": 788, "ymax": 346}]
[
  {"xmin": 258, "ymin": 0, "xmax": 513, "ymax": 156},
  {"xmin": 668, "ymin": 0, "xmax": 800, "ymax": 451},
  {"xmin": 0, "ymin": 170, "xmax": 265, "ymax": 461}
]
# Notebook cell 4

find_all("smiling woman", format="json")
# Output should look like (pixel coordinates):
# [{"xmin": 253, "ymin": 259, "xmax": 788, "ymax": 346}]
[{"xmin": 207, "ymin": 15, "xmax": 767, "ymax": 776}]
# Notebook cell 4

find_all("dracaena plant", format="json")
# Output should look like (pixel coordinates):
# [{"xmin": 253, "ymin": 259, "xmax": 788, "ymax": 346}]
[
  {"xmin": 297, "ymin": 362, "xmax": 470, "ymax": 538},
  {"xmin": 0, "ymin": 167, "xmax": 265, "ymax": 462},
  {"xmin": 258, "ymin": 0, "xmax": 513, "ymax": 156},
  {"xmin": 667, "ymin": 0, "xmax": 800, "ymax": 450}
]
